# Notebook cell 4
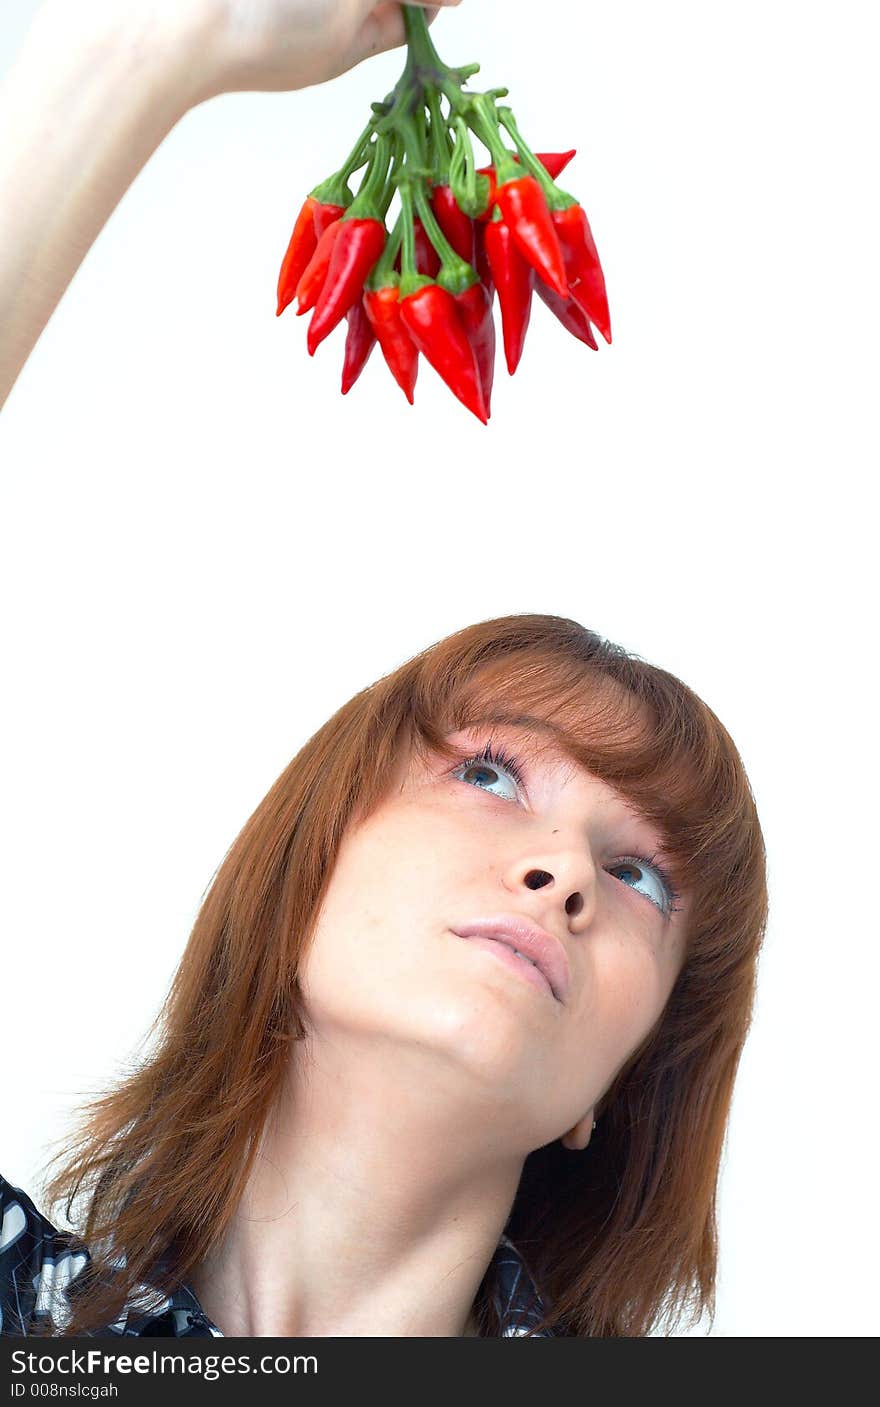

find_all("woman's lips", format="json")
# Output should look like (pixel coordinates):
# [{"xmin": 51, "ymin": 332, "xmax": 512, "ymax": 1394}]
[
  {"xmin": 458, "ymin": 934, "xmax": 558, "ymax": 1001},
  {"xmin": 451, "ymin": 914, "xmax": 571, "ymax": 1003}
]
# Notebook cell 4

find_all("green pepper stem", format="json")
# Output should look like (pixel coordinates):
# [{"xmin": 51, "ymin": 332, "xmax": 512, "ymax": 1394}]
[
  {"xmin": 449, "ymin": 117, "xmax": 489, "ymax": 218},
  {"xmin": 412, "ymin": 183, "xmax": 477, "ymax": 295},
  {"xmin": 396, "ymin": 106, "xmax": 430, "ymax": 183},
  {"xmin": 310, "ymin": 120, "xmax": 376, "ymax": 206},
  {"xmin": 379, "ymin": 134, "xmax": 405, "ymax": 219},
  {"xmin": 402, "ymin": 6, "xmax": 446, "ymax": 73},
  {"xmin": 412, "ymin": 183, "xmax": 454, "ymax": 265},
  {"xmin": 496, "ymin": 106, "xmax": 573, "ymax": 208},
  {"xmin": 426, "ymin": 88, "xmax": 452, "ymax": 181},
  {"xmin": 346, "ymin": 135, "xmax": 393, "ymax": 219},
  {"xmin": 467, "ymin": 96, "xmax": 518, "ymax": 182},
  {"xmin": 399, "ymin": 182, "xmax": 418, "ymax": 278},
  {"xmin": 369, "ymin": 213, "xmax": 404, "ymax": 287},
  {"xmin": 398, "ymin": 183, "xmax": 433, "ymax": 299},
  {"xmin": 340, "ymin": 121, "xmax": 378, "ymax": 180}
]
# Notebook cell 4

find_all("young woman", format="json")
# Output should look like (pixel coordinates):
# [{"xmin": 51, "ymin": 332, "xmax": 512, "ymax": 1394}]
[
  {"xmin": 1, "ymin": 612, "xmax": 767, "ymax": 1337},
  {"xmin": 0, "ymin": 2, "xmax": 767, "ymax": 1339}
]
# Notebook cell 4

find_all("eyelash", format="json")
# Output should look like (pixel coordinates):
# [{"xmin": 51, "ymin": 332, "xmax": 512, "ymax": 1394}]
[
  {"xmin": 453, "ymin": 742, "xmax": 684, "ymax": 919},
  {"xmin": 613, "ymin": 851, "xmax": 684, "ymax": 918},
  {"xmin": 457, "ymin": 741, "xmax": 527, "ymax": 789}
]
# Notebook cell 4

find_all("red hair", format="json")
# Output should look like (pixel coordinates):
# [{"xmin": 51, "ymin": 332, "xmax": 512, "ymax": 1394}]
[{"xmin": 39, "ymin": 614, "xmax": 767, "ymax": 1337}]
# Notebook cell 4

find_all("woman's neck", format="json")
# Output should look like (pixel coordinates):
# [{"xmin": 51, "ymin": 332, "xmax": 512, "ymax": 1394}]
[{"xmin": 188, "ymin": 1037, "xmax": 523, "ymax": 1337}]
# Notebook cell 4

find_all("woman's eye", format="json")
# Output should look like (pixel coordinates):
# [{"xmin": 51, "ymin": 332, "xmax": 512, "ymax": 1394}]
[
  {"xmin": 608, "ymin": 858, "xmax": 674, "ymax": 917},
  {"xmin": 454, "ymin": 755, "xmax": 520, "ymax": 802}
]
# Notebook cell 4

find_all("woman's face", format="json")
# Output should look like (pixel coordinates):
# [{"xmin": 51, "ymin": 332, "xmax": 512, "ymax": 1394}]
[{"xmin": 299, "ymin": 720, "xmax": 690, "ymax": 1153}]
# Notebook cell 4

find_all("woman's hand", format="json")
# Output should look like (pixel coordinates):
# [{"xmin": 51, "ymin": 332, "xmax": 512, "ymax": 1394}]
[{"xmin": 193, "ymin": 0, "xmax": 462, "ymax": 100}]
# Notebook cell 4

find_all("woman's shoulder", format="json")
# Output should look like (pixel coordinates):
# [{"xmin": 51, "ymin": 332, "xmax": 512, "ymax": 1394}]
[{"xmin": 0, "ymin": 1172, "xmax": 92, "ymax": 1336}]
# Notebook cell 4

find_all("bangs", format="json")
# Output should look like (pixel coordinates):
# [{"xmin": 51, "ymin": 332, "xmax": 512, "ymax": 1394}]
[{"xmin": 399, "ymin": 633, "xmax": 754, "ymax": 907}]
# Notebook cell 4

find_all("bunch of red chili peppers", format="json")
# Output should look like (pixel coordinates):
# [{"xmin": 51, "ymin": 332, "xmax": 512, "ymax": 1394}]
[{"xmin": 276, "ymin": 8, "xmax": 610, "ymax": 424}]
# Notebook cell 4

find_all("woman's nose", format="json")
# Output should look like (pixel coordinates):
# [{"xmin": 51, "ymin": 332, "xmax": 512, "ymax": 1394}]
[
  {"xmin": 505, "ymin": 839, "xmax": 598, "ymax": 925},
  {"xmin": 523, "ymin": 867, "xmax": 585, "ymax": 918}
]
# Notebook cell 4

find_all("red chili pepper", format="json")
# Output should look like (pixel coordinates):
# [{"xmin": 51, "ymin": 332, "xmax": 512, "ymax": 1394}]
[
  {"xmin": 295, "ymin": 218, "xmax": 343, "ymax": 315},
  {"xmin": 277, "ymin": 196, "xmax": 318, "ymax": 318},
  {"xmin": 313, "ymin": 201, "xmax": 345, "ymax": 237},
  {"xmin": 430, "ymin": 186, "xmax": 476, "ymax": 264},
  {"xmin": 278, "ymin": 199, "xmax": 347, "ymax": 317},
  {"xmin": 307, "ymin": 217, "xmax": 387, "ymax": 356},
  {"xmin": 414, "ymin": 218, "xmax": 442, "ymax": 278},
  {"xmin": 539, "ymin": 150, "xmax": 577, "ymax": 179},
  {"xmin": 363, "ymin": 285, "xmax": 419, "ymax": 405},
  {"xmin": 535, "ymin": 281, "xmax": 598, "ymax": 348},
  {"xmin": 484, "ymin": 216, "xmax": 533, "ymax": 376},
  {"xmin": 400, "ymin": 284, "xmax": 488, "ymax": 424},
  {"xmin": 476, "ymin": 151, "xmax": 576, "ymax": 222},
  {"xmin": 396, "ymin": 219, "xmax": 441, "ymax": 278},
  {"xmin": 454, "ymin": 282, "xmax": 495, "ymax": 415},
  {"xmin": 494, "ymin": 175, "xmax": 568, "ymax": 298},
  {"xmin": 341, "ymin": 299, "xmax": 377, "ymax": 394},
  {"xmin": 552, "ymin": 203, "xmax": 611, "ymax": 344}
]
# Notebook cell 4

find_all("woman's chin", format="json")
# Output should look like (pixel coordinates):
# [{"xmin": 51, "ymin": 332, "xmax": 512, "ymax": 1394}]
[{"xmin": 412, "ymin": 966, "xmax": 550, "ymax": 1090}]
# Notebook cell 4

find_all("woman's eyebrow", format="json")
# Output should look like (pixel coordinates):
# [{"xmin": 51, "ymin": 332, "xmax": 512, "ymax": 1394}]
[{"xmin": 458, "ymin": 713, "xmax": 569, "ymax": 745}]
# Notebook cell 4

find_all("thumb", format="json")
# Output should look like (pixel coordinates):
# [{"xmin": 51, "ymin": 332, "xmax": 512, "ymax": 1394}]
[{"xmin": 353, "ymin": 2, "xmax": 460, "ymax": 66}]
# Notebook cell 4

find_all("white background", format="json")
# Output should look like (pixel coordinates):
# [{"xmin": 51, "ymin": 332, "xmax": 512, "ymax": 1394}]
[{"xmin": 1, "ymin": 0, "xmax": 877, "ymax": 1336}]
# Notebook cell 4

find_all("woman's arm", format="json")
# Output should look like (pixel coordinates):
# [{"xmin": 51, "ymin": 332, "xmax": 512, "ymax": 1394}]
[
  {"xmin": 0, "ymin": 0, "xmax": 457, "ymax": 411},
  {"xmin": 0, "ymin": 4, "xmax": 214, "ymax": 411}
]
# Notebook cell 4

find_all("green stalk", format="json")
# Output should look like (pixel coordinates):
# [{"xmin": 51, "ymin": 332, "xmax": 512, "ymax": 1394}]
[
  {"xmin": 398, "ymin": 182, "xmax": 431, "ymax": 299},
  {"xmin": 345, "ymin": 135, "xmax": 393, "ymax": 220},
  {"xmin": 449, "ymin": 117, "xmax": 490, "ymax": 218},
  {"xmin": 466, "ymin": 95, "xmax": 518, "ymax": 183},
  {"xmin": 426, "ymin": 88, "xmax": 452, "ymax": 182},
  {"xmin": 379, "ymin": 134, "xmax": 406, "ymax": 220},
  {"xmin": 497, "ymin": 106, "xmax": 573, "ymax": 209},
  {"xmin": 399, "ymin": 184, "xmax": 417, "ymax": 276},
  {"xmin": 367, "ymin": 214, "xmax": 405, "ymax": 289},
  {"xmin": 402, "ymin": 6, "xmax": 447, "ymax": 74},
  {"xmin": 395, "ymin": 110, "xmax": 432, "ymax": 299},
  {"xmin": 310, "ymin": 120, "xmax": 375, "ymax": 207},
  {"xmin": 413, "ymin": 184, "xmax": 477, "ymax": 296},
  {"xmin": 339, "ymin": 121, "xmax": 379, "ymax": 182}
]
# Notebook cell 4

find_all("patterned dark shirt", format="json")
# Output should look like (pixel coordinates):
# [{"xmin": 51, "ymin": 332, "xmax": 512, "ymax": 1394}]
[{"xmin": 0, "ymin": 1174, "xmax": 552, "ymax": 1337}]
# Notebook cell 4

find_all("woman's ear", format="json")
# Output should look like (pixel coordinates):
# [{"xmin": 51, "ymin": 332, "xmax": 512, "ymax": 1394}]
[{"xmin": 560, "ymin": 1109, "xmax": 597, "ymax": 1151}]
